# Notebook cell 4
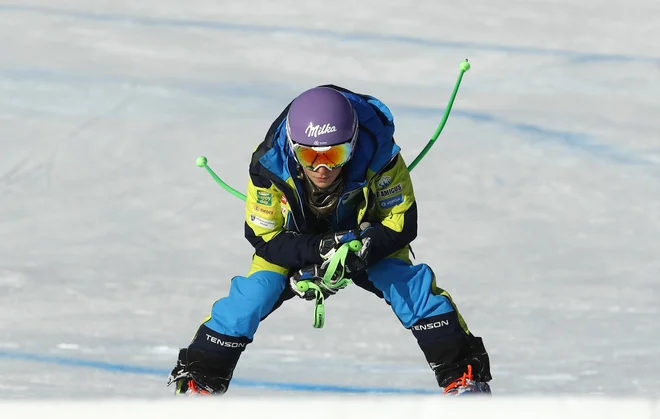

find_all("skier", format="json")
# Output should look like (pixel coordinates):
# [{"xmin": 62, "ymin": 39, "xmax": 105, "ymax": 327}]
[{"xmin": 168, "ymin": 85, "xmax": 492, "ymax": 396}]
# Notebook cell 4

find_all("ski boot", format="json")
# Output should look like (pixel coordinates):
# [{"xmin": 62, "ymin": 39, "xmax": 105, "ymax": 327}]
[
  {"xmin": 172, "ymin": 376, "xmax": 214, "ymax": 395},
  {"xmin": 442, "ymin": 365, "xmax": 492, "ymax": 396},
  {"xmin": 167, "ymin": 348, "xmax": 232, "ymax": 396}
]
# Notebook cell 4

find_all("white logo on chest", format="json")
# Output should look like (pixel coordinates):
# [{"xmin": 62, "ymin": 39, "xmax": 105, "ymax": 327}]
[{"xmin": 377, "ymin": 176, "xmax": 392, "ymax": 188}]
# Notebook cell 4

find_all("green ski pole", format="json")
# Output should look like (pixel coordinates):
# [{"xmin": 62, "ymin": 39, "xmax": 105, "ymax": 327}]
[
  {"xmin": 407, "ymin": 59, "xmax": 471, "ymax": 172},
  {"xmin": 196, "ymin": 156, "xmax": 247, "ymax": 201}
]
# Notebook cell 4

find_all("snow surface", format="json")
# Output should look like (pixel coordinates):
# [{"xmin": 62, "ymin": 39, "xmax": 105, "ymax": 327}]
[
  {"xmin": 0, "ymin": 0, "xmax": 659, "ymax": 399},
  {"xmin": 3, "ymin": 397, "xmax": 660, "ymax": 419}
]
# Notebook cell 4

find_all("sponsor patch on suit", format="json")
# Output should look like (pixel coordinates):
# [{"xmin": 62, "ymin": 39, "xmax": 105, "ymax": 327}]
[
  {"xmin": 376, "ymin": 183, "xmax": 403, "ymax": 198},
  {"xmin": 252, "ymin": 204, "xmax": 275, "ymax": 218},
  {"xmin": 377, "ymin": 176, "xmax": 392, "ymax": 188},
  {"xmin": 379, "ymin": 194, "xmax": 403, "ymax": 209},
  {"xmin": 256, "ymin": 190, "xmax": 273, "ymax": 206},
  {"xmin": 249, "ymin": 214, "xmax": 276, "ymax": 230}
]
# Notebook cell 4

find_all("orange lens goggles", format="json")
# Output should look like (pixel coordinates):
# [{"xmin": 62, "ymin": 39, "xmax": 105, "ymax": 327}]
[{"xmin": 292, "ymin": 142, "xmax": 353, "ymax": 170}]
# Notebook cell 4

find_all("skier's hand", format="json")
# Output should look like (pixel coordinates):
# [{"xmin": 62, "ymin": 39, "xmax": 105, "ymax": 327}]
[
  {"xmin": 318, "ymin": 223, "xmax": 372, "ymax": 275},
  {"xmin": 318, "ymin": 227, "xmax": 363, "ymax": 259},
  {"xmin": 289, "ymin": 264, "xmax": 346, "ymax": 300}
]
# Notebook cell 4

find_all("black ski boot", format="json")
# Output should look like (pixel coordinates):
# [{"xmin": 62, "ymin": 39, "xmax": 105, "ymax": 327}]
[{"xmin": 167, "ymin": 325, "xmax": 251, "ymax": 395}]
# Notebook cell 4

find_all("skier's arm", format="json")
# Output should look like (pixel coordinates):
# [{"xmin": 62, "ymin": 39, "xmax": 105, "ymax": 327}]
[
  {"xmin": 362, "ymin": 154, "xmax": 418, "ymax": 264},
  {"xmin": 244, "ymin": 178, "xmax": 323, "ymax": 270}
]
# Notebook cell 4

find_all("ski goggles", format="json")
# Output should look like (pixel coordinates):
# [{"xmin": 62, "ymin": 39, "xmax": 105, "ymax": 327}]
[{"xmin": 290, "ymin": 141, "xmax": 354, "ymax": 171}]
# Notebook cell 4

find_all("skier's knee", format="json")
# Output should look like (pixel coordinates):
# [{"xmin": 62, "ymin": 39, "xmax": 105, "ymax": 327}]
[{"xmin": 206, "ymin": 272, "xmax": 287, "ymax": 338}]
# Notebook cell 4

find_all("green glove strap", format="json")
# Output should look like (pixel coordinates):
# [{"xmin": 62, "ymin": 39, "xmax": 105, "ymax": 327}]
[{"xmin": 296, "ymin": 280, "xmax": 325, "ymax": 328}]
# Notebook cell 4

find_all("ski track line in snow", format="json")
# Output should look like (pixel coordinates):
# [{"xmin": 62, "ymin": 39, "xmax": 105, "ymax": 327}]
[
  {"xmin": 1, "ymin": 66, "xmax": 657, "ymax": 170},
  {"xmin": 1, "ymin": 4, "xmax": 659, "ymax": 64},
  {"xmin": 0, "ymin": 350, "xmax": 438, "ymax": 395}
]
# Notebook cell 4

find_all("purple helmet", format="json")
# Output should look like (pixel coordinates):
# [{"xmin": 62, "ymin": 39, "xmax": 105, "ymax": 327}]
[{"xmin": 286, "ymin": 87, "xmax": 358, "ymax": 147}]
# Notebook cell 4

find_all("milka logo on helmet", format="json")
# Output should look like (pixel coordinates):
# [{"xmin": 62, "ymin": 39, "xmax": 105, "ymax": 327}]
[{"xmin": 305, "ymin": 122, "xmax": 337, "ymax": 138}]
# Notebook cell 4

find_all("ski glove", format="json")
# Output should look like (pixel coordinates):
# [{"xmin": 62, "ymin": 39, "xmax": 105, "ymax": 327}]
[
  {"xmin": 289, "ymin": 264, "xmax": 348, "ymax": 300},
  {"xmin": 318, "ymin": 222, "xmax": 372, "ymax": 275}
]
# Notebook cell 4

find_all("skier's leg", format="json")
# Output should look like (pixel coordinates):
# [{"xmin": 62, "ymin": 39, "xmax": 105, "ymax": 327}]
[
  {"xmin": 169, "ymin": 256, "xmax": 290, "ymax": 394},
  {"xmin": 366, "ymin": 256, "xmax": 492, "ymax": 391}
]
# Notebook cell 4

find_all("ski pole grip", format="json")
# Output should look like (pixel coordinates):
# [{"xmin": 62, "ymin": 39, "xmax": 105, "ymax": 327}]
[
  {"xmin": 348, "ymin": 240, "xmax": 362, "ymax": 252},
  {"xmin": 296, "ymin": 281, "xmax": 310, "ymax": 293}
]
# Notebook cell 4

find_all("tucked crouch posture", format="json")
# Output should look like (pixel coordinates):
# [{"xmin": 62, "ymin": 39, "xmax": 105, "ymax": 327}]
[{"xmin": 169, "ymin": 86, "xmax": 492, "ymax": 396}]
